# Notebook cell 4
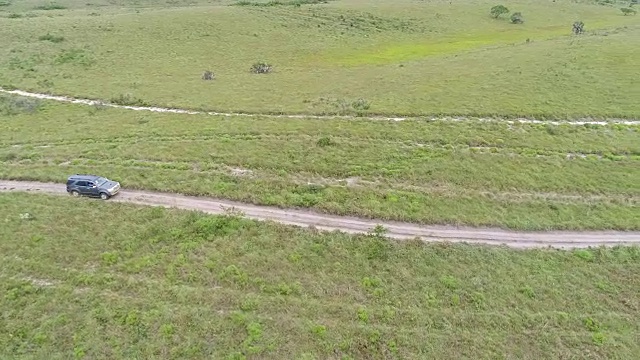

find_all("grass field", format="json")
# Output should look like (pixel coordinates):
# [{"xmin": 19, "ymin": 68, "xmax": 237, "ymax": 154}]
[
  {"xmin": 1, "ymin": 0, "xmax": 639, "ymax": 117},
  {"xmin": 1, "ymin": 192, "xmax": 639, "ymax": 359},
  {"xmin": 1, "ymin": 0, "xmax": 639, "ymax": 358},
  {"xmin": 1, "ymin": 98, "xmax": 639, "ymax": 230}
]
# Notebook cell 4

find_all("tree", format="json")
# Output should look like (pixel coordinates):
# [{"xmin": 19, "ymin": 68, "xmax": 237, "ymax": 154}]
[
  {"xmin": 572, "ymin": 21, "xmax": 585, "ymax": 34},
  {"xmin": 490, "ymin": 5, "xmax": 509, "ymax": 18},
  {"xmin": 510, "ymin": 12, "xmax": 524, "ymax": 24},
  {"xmin": 620, "ymin": 7, "xmax": 637, "ymax": 15}
]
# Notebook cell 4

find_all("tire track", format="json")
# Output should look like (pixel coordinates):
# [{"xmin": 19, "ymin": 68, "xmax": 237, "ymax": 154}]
[
  {"xmin": 2, "ymin": 180, "xmax": 639, "ymax": 249},
  {"xmin": 2, "ymin": 88, "xmax": 639, "ymax": 125}
]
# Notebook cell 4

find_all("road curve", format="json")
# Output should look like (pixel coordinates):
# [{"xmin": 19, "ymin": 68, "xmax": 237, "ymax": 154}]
[
  {"xmin": 2, "ymin": 87, "xmax": 639, "ymax": 125},
  {"xmin": 2, "ymin": 180, "xmax": 639, "ymax": 249}
]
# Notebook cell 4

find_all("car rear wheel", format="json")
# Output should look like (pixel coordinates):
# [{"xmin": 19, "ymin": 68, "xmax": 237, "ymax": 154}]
[
  {"xmin": 100, "ymin": 192, "xmax": 110, "ymax": 200},
  {"xmin": 71, "ymin": 190, "xmax": 80, "ymax": 197}
]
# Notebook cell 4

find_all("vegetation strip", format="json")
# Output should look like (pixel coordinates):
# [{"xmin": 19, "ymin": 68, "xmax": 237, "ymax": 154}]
[
  {"xmin": 2, "ymin": 180, "xmax": 639, "ymax": 249},
  {"xmin": 1, "ymin": 88, "xmax": 637, "ymax": 125}
]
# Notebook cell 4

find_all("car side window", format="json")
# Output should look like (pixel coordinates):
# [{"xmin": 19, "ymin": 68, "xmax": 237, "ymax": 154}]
[
  {"xmin": 87, "ymin": 182, "xmax": 94, "ymax": 187},
  {"xmin": 76, "ymin": 181, "xmax": 87, "ymax": 187}
]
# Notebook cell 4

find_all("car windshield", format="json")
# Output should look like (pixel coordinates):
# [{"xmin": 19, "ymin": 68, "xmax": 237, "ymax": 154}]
[{"xmin": 96, "ymin": 177, "xmax": 109, "ymax": 186}]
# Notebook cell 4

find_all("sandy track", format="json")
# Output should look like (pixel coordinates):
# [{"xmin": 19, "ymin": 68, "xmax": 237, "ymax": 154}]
[
  {"xmin": 2, "ymin": 88, "xmax": 639, "ymax": 125},
  {"xmin": 2, "ymin": 180, "xmax": 639, "ymax": 249}
]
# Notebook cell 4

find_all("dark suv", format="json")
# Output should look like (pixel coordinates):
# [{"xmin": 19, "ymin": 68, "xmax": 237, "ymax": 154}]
[{"xmin": 66, "ymin": 174, "xmax": 121, "ymax": 200}]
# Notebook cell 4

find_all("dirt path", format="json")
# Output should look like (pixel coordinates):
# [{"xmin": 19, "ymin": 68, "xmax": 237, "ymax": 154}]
[
  {"xmin": 2, "ymin": 180, "xmax": 639, "ymax": 249},
  {"xmin": 2, "ymin": 88, "xmax": 639, "ymax": 125}
]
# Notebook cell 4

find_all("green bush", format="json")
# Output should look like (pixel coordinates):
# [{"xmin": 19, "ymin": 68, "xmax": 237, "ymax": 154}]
[
  {"xmin": 510, "ymin": 12, "xmax": 524, "ymax": 24},
  {"xmin": 490, "ymin": 5, "xmax": 509, "ymax": 18},
  {"xmin": 38, "ymin": 33, "xmax": 65, "ymax": 43},
  {"xmin": 34, "ymin": 3, "xmax": 66, "ymax": 10}
]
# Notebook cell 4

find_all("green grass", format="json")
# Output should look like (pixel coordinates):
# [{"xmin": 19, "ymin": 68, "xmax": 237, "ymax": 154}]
[
  {"xmin": 1, "ymin": 99, "xmax": 638, "ymax": 230},
  {"xmin": 1, "ymin": 192, "xmax": 639, "ymax": 358},
  {"xmin": 0, "ymin": 0, "xmax": 639, "ymax": 118},
  {"xmin": 38, "ymin": 33, "xmax": 65, "ymax": 43}
]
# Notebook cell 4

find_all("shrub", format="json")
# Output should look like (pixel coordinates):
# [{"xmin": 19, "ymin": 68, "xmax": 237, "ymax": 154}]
[
  {"xmin": 351, "ymin": 98, "xmax": 370, "ymax": 111},
  {"xmin": 250, "ymin": 61, "xmax": 272, "ymax": 74},
  {"xmin": 38, "ymin": 33, "xmax": 65, "ymax": 43},
  {"xmin": 110, "ymin": 94, "xmax": 150, "ymax": 107},
  {"xmin": 34, "ymin": 3, "xmax": 66, "ymax": 10},
  {"xmin": 0, "ymin": 96, "xmax": 42, "ymax": 115},
  {"xmin": 0, "ymin": 0, "xmax": 12, "ymax": 6},
  {"xmin": 620, "ymin": 7, "xmax": 636, "ymax": 15},
  {"xmin": 572, "ymin": 21, "xmax": 585, "ymax": 35},
  {"xmin": 510, "ymin": 12, "xmax": 524, "ymax": 24},
  {"xmin": 54, "ymin": 48, "xmax": 94, "ymax": 67},
  {"xmin": 310, "ymin": 324, "xmax": 327, "ymax": 338},
  {"xmin": 490, "ymin": 5, "xmax": 509, "ymax": 18},
  {"xmin": 201, "ymin": 70, "xmax": 214, "ymax": 80},
  {"xmin": 7, "ymin": 13, "xmax": 22, "ymax": 18},
  {"xmin": 316, "ymin": 136, "xmax": 335, "ymax": 147}
]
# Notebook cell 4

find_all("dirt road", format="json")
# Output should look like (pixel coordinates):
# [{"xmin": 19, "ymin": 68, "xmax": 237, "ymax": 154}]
[
  {"xmin": 2, "ymin": 180, "xmax": 639, "ymax": 249},
  {"xmin": 2, "ymin": 87, "xmax": 639, "ymax": 125}
]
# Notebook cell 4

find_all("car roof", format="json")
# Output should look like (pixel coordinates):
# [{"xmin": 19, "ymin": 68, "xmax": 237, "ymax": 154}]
[{"xmin": 68, "ymin": 174, "xmax": 101, "ymax": 181}]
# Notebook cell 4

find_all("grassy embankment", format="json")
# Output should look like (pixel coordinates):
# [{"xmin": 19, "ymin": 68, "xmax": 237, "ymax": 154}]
[
  {"xmin": 1, "ymin": 192, "xmax": 639, "ymax": 359},
  {"xmin": 0, "ymin": 0, "xmax": 639, "ymax": 118}
]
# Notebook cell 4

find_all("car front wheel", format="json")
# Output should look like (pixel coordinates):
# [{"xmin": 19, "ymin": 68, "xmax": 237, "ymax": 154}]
[
  {"xmin": 70, "ymin": 190, "xmax": 80, "ymax": 197},
  {"xmin": 100, "ymin": 192, "xmax": 110, "ymax": 200}
]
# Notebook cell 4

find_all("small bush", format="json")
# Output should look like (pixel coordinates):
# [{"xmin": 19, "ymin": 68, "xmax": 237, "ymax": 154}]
[
  {"xmin": 490, "ymin": 5, "xmax": 509, "ymax": 18},
  {"xmin": 620, "ymin": 7, "xmax": 637, "ymax": 15},
  {"xmin": 510, "ymin": 12, "xmax": 524, "ymax": 24},
  {"xmin": 110, "ymin": 94, "xmax": 150, "ymax": 107},
  {"xmin": 312, "ymin": 97, "xmax": 372, "ymax": 115},
  {"xmin": 316, "ymin": 136, "xmax": 335, "ymax": 147},
  {"xmin": 34, "ymin": 3, "xmax": 66, "ymax": 10},
  {"xmin": 440, "ymin": 275, "xmax": 459, "ymax": 290},
  {"xmin": 201, "ymin": 70, "xmax": 214, "ymax": 80},
  {"xmin": 519, "ymin": 286, "xmax": 536, "ymax": 299},
  {"xmin": 239, "ymin": 297, "xmax": 258, "ymax": 311},
  {"xmin": 365, "ymin": 237, "xmax": 391, "ymax": 260},
  {"xmin": 369, "ymin": 224, "xmax": 387, "ymax": 238},
  {"xmin": 0, "ymin": 96, "xmax": 42, "ymax": 115},
  {"xmin": 310, "ymin": 324, "xmax": 327, "ymax": 338},
  {"xmin": 572, "ymin": 21, "xmax": 585, "ymax": 35},
  {"xmin": 584, "ymin": 317, "xmax": 600, "ymax": 332},
  {"xmin": 54, "ymin": 48, "xmax": 94, "ymax": 67},
  {"xmin": 592, "ymin": 332, "xmax": 606, "ymax": 346},
  {"xmin": 0, "ymin": 0, "xmax": 12, "ymax": 6},
  {"xmin": 356, "ymin": 307, "xmax": 369, "ymax": 323},
  {"xmin": 7, "ymin": 13, "xmax": 23, "ymax": 18},
  {"xmin": 250, "ymin": 61, "xmax": 272, "ymax": 74},
  {"xmin": 38, "ymin": 33, "xmax": 65, "ymax": 43},
  {"xmin": 351, "ymin": 98, "xmax": 370, "ymax": 111}
]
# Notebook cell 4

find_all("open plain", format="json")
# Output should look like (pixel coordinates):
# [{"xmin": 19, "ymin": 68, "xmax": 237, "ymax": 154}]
[{"xmin": 1, "ymin": 0, "xmax": 639, "ymax": 358}]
